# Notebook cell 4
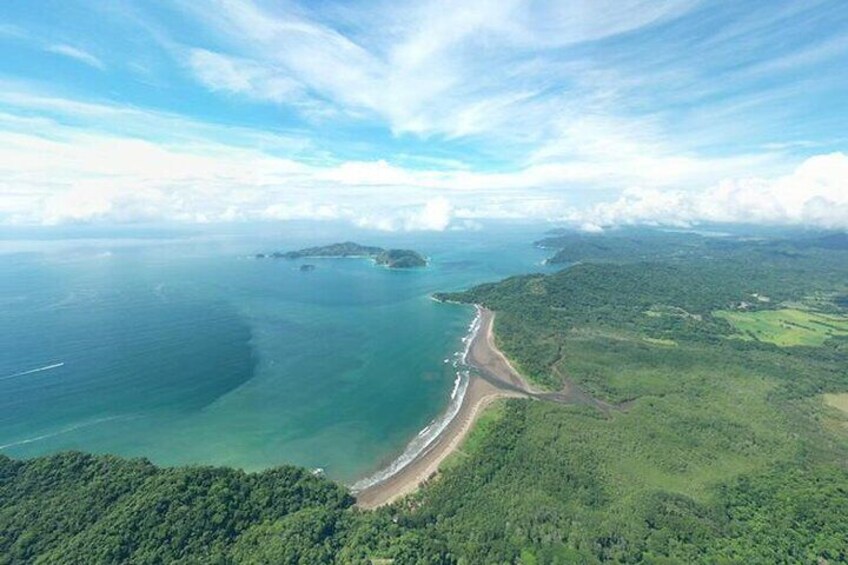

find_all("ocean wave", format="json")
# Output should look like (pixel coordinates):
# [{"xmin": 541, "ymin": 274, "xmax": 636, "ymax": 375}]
[
  {"xmin": 350, "ymin": 305, "xmax": 482, "ymax": 493},
  {"xmin": 449, "ymin": 372, "xmax": 463, "ymax": 400}
]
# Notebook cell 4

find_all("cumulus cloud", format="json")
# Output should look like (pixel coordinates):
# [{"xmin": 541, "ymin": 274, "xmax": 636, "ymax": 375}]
[
  {"xmin": 407, "ymin": 197, "xmax": 453, "ymax": 230},
  {"xmin": 355, "ymin": 198, "xmax": 455, "ymax": 232},
  {"xmin": 0, "ymin": 94, "xmax": 465, "ymax": 229},
  {"xmin": 3, "ymin": 104, "xmax": 845, "ymax": 231},
  {"xmin": 0, "ymin": 89, "xmax": 845, "ymax": 232},
  {"xmin": 566, "ymin": 152, "xmax": 848, "ymax": 230}
]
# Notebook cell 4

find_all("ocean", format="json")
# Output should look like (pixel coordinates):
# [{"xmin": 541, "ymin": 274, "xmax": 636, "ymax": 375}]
[{"xmin": 0, "ymin": 222, "xmax": 552, "ymax": 484}]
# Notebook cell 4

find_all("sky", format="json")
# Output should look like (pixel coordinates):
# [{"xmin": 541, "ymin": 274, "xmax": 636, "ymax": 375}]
[{"xmin": 0, "ymin": 0, "xmax": 847, "ymax": 231}]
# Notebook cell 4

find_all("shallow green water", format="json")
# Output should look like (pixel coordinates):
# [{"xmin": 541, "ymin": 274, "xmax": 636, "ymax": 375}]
[{"xmin": 0, "ymin": 222, "xmax": 552, "ymax": 483}]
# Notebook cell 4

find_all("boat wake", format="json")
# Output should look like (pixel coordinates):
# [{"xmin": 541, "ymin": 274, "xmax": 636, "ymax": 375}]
[
  {"xmin": 351, "ymin": 305, "xmax": 482, "ymax": 493},
  {"xmin": 1, "ymin": 362, "xmax": 65, "ymax": 381},
  {"xmin": 0, "ymin": 415, "xmax": 131, "ymax": 451}
]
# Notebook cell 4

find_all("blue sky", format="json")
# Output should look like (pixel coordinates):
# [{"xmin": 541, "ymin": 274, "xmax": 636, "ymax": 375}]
[{"xmin": 1, "ymin": 0, "xmax": 847, "ymax": 229}]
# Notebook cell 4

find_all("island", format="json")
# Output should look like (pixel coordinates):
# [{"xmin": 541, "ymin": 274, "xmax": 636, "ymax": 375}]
[
  {"xmin": 373, "ymin": 249, "xmax": 427, "ymax": 268},
  {"xmin": 256, "ymin": 241, "xmax": 427, "ymax": 269}
]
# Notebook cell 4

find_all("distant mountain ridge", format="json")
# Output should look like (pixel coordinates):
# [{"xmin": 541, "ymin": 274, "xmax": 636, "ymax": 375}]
[{"xmin": 256, "ymin": 241, "xmax": 427, "ymax": 268}]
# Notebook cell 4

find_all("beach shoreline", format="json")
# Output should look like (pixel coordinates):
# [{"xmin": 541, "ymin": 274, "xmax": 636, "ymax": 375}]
[{"xmin": 355, "ymin": 306, "xmax": 531, "ymax": 509}]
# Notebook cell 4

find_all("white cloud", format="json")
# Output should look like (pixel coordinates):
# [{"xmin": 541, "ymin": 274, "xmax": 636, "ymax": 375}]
[
  {"xmin": 261, "ymin": 202, "xmax": 348, "ymax": 221},
  {"xmin": 354, "ymin": 198, "xmax": 455, "ymax": 232},
  {"xmin": 160, "ymin": 0, "xmax": 846, "ymax": 200},
  {"xmin": 175, "ymin": 0, "xmax": 698, "ymax": 140},
  {"xmin": 187, "ymin": 49, "xmax": 303, "ymax": 104},
  {"xmin": 405, "ymin": 197, "xmax": 453, "ymax": 231},
  {"xmin": 566, "ymin": 152, "xmax": 848, "ymax": 229},
  {"xmin": 578, "ymin": 222, "xmax": 605, "ymax": 234},
  {"xmin": 0, "ymin": 88, "xmax": 844, "ymax": 231},
  {"xmin": 45, "ymin": 44, "xmax": 105, "ymax": 70}
]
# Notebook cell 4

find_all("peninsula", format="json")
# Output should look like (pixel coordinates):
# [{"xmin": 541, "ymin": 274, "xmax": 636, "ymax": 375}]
[{"xmin": 256, "ymin": 241, "xmax": 427, "ymax": 269}]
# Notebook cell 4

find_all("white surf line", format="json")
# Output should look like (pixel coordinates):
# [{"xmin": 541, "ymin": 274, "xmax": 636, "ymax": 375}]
[
  {"xmin": 1, "ymin": 362, "xmax": 65, "ymax": 381},
  {"xmin": 349, "ymin": 373, "xmax": 470, "ymax": 493},
  {"xmin": 349, "ymin": 305, "xmax": 482, "ymax": 493}
]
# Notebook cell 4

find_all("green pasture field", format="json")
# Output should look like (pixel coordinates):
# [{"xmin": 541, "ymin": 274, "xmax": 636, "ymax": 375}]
[{"xmin": 715, "ymin": 308, "xmax": 848, "ymax": 347}]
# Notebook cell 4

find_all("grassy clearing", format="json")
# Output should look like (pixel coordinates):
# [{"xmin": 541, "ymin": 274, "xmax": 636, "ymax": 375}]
[
  {"xmin": 715, "ymin": 308, "xmax": 848, "ymax": 347},
  {"xmin": 439, "ymin": 398, "xmax": 507, "ymax": 472},
  {"xmin": 644, "ymin": 304, "xmax": 703, "ymax": 321},
  {"xmin": 566, "ymin": 327, "xmax": 677, "ymax": 349},
  {"xmin": 642, "ymin": 336, "xmax": 677, "ymax": 346},
  {"xmin": 545, "ymin": 340, "xmax": 795, "ymax": 501},
  {"xmin": 823, "ymin": 393, "xmax": 848, "ymax": 434},
  {"xmin": 823, "ymin": 393, "xmax": 848, "ymax": 414}
]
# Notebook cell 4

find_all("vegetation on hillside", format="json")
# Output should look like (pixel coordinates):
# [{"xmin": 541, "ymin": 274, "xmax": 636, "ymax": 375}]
[
  {"xmin": 421, "ymin": 229, "xmax": 848, "ymax": 562},
  {"xmin": 0, "ymin": 453, "xmax": 354, "ymax": 564}
]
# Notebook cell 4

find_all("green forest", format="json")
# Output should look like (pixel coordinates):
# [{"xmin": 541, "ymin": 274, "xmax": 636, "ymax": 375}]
[{"xmin": 4, "ymin": 228, "xmax": 848, "ymax": 563}]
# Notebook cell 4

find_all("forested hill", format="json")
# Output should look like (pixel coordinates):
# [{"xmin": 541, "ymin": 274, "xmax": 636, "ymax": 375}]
[
  {"xmin": 0, "ymin": 452, "xmax": 453, "ymax": 563},
  {"xmin": 415, "ymin": 230, "xmax": 848, "ymax": 562},
  {"xmin": 435, "ymin": 248, "xmax": 848, "ymax": 390},
  {"xmin": 0, "ymin": 453, "xmax": 355, "ymax": 563},
  {"xmin": 536, "ymin": 227, "xmax": 848, "ymax": 265}
]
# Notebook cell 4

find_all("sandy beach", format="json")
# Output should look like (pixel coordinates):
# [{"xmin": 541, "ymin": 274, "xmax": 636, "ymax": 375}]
[{"xmin": 355, "ymin": 307, "xmax": 532, "ymax": 509}]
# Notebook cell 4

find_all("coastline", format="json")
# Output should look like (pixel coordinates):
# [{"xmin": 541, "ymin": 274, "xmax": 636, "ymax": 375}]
[{"xmin": 355, "ymin": 306, "xmax": 531, "ymax": 509}]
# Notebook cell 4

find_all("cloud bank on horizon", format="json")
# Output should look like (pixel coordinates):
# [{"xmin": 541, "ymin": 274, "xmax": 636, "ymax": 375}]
[{"xmin": 0, "ymin": 0, "xmax": 846, "ymax": 230}]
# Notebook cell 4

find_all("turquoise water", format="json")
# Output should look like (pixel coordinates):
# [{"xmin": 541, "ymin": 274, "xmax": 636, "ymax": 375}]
[{"xmin": 0, "ymin": 222, "xmax": 552, "ymax": 484}]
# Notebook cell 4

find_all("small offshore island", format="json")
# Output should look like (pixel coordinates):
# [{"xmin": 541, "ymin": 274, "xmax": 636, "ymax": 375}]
[{"xmin": 256, "ymin": 241, "xmax": 427, "ymax": 269}]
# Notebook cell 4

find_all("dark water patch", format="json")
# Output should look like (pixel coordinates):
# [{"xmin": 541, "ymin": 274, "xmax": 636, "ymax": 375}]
[{"xmin": 0, "ymin": 289, "xmax": 256, "ymax": 441}]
